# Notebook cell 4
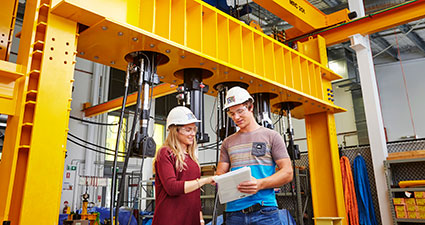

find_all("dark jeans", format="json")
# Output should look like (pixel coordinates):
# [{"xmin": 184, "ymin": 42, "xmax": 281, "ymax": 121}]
[{"xmin": 225, "ymin": 206, "xmax": 282, "ymax": 225}]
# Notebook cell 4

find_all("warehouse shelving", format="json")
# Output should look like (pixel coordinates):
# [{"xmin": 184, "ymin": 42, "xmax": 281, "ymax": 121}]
[{"xmin": 384, "ymin": 157, "xmax": 425, "ymax": 224}]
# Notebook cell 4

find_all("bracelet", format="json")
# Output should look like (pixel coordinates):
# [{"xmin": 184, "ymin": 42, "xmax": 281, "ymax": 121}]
[
  {"xmin": 196, "ymin": 178, "xmax": 200, "ymax": 189},
  {"xmin": 200, "ymin": 219, "xmax": 205, "ymax": 224}
]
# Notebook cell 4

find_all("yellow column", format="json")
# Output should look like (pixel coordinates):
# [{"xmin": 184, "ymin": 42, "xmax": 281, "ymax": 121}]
[
  {"xmin": 299, "ymin": 36, "xmax": 347, "ymax": 225},
  {"xmin": 0, "ymin": 0, "xmax": 77, "ymax": 224}
]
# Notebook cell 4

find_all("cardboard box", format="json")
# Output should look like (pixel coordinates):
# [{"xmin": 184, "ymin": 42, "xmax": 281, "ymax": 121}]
[
  {"xmin": 396, "ymin": 210, "xmax": 407, "ymax": 218},
  {"xmin": 408, "ymin": 212, "xmax": 418, "ymax": 219},
  {"xmin": 405, "ymin": 198, "xmax": 416, "ymax": 205},
  {"xmin": 418, "ymin": 205, "xmax": 425, "ymax": 212},
  {"xmin": 406, "ymin": 204, "xmax": 418, "ymax": 212},
  {"xmin": 418, "ymin": 211, "xmax": 425, "ymax": 219},
  {"xmin": 72, "ymin": 220, "xmax": 90, "ymax": 225},
  {"xmin": 414, "ymin": 191, "xmax": 425, "ymax": 198},
  {"xmin": 201, "ymin": 165, "xmax": 216, "ymax": 176},
  {"xmin": 393, "ymin": 198, "xmax": 405, "ymax": 205},
  {"xmin": 395, "ymin": 205, "xmax": 406, "ymax": 213},
  {"xmin": 417, "ymin": 198, "xmax": 425, "ymax": 206}
]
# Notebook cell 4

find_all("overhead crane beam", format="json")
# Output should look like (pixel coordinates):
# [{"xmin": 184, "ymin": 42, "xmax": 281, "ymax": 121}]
[
  {"xmin": 287, "ymin": 0, "xmax": 425, "ymax": 46},
  {"xmin": 83, "ymin": 83, "xmax": 176, "ymax": 117},
  {"xmin": 252, "ymin": 0, "xmax": 350, "ymax": 38}
]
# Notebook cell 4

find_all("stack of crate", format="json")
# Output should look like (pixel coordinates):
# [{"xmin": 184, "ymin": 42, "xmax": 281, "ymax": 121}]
[
  {"xmin": 393, "ymin": 192, "xmax": 425, "ymax": 219},
  {"xmin": 201, "ymin": 165, "xmax": 216, "ymax": 176}
]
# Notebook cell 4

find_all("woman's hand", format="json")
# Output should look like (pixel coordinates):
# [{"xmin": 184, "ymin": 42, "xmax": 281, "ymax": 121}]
[{"xmin": 207, "ymin": 175, "xmax": 217, "ymax": 185}]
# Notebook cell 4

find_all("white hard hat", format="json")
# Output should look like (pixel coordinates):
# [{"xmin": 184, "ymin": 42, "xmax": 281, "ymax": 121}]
[
  {"xmin": 166, "ymin": 106, "xmax": 201, "ymax": 129},
  {"xmin": 223, "ymin": 86, "xmax": 254, "ymax": 109}
]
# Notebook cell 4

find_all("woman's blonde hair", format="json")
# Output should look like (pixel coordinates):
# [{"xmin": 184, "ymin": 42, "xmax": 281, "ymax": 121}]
[{"xmin": 153, "ymin": 125, "xmax": 199, "ymax": 173}]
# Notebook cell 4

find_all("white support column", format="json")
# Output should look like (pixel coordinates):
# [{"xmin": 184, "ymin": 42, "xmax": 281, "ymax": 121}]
[{"xmin": 348, "ymin": 0, "xmax": 392, "ymax": 224}]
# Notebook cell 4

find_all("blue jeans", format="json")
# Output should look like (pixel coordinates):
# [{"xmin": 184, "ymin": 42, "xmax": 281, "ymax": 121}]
[{"xmin": 225, "ymin": 206, "xmax": 282, "ymax": 225}]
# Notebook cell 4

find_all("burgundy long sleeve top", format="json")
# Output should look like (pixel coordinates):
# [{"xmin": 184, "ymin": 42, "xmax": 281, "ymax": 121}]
[{"xmin": 152, "ymin": 146, "xmax": 201, "ymax": 225}]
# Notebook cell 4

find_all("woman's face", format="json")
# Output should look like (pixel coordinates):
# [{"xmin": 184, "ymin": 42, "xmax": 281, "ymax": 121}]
[{"xmin": 176, "ymin": 123, "xmax": 197, "ymax": 149}]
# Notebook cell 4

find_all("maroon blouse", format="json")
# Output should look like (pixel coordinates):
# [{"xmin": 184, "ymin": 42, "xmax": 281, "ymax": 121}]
[{"xmin": 152, "ymin": 146, "xmax": 201, "ymax": 225}]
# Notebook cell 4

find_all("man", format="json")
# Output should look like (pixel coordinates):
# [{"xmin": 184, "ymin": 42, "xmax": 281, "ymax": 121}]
[{"xmin": 216, "ymin": 86, "xmax": 293, "ymax": 225}]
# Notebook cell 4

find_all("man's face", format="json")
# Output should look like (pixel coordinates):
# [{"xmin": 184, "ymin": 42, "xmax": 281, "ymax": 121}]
[{"xmin": 227, "ymin": 104, "xmax": 251, "ymax": 129}]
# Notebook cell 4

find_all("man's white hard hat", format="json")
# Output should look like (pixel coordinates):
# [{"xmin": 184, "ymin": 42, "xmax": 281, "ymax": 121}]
[
  {"xmin": 223, "ymin": 86, "xmax": 254, "ymax": 110},
  {"xmin": 166, "ymin": 106, "xmax": 201, "ymax": 129}
]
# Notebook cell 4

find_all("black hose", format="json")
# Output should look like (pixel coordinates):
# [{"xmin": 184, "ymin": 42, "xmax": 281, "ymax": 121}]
[
  {"xmin": 115, "ymin": 59, "xmax": 144, "ymax": 222},
  {"xmin": 68, "ymin": 133, "xmax": 125, "ymax": 154},
  {"xmin": 69, "ymin": 115, "xmax": 117, "ymax": 126},
  {"xmin": 111, "ymin": 64, "xmax": 131, "ymax": 224},
  {"xmin": 67, "ymin": 138, "xmax": 125, "ymax": 157}
]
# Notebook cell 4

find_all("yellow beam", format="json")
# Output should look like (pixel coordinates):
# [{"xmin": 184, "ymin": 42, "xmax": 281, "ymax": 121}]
[
  {"xmin": 305, "ymin": 112, "xmax": 347, "ymax": 224},
  {"xmin": 0, "ymin": 60, "xmax": 24, "ymax": 116},
  {"xmin": 0, "ymin": 0, "xmax": 19, "ymax": 61},
  {"xmin": 253, "ymin": 0, "xmax": 350, "ymax": 35},
  {"xmin": 51, "ymin": 0, "xmax": 346, "ymax": 119},
  {"xmin": 83, "ymin": 83, "xmax": 176, "ymax": 117},
  {"xmin": 287, "ymin": 0, "xmax": 425, "ymax": 46},
  {"xmin": 0, "ymin": 0, "xmax": 77, "ymax": 224},
  {"xmin": 299, "ymin": 36, "xmax": 347, "ymax": 225}
]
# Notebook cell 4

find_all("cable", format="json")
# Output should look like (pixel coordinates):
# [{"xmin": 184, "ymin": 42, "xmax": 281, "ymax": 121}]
[
  {"xmin": 209, "ymin": 96, "xmax": 218, "ymax": 133},
  {"xmin": 111, "ymin": 64, "xmax": 131, "ymax": 225},
  {"xmin": 116, "ymin": 60, "xmax": 144, "ymax": 221},
  {"xmin": 67, "ymin": 138, "xmax": 125, "ymax": 157},
  {"xmin": 394, "ymin": 31, "xmax": 417, "ymax": 137},
  {"xmin": 273, "ymin": 113, "xmax": 283, "ymax": 126},
  {"xmin": 68, "ymin": 133, "xmax": 126, "ymax": 154},
  {"xmin": 69, "ymin": 115, "xmax": 117, "ymax": 126},
  {"xmin": 199, "ymin": 141, "xmax": 222, "ymax": 148}
]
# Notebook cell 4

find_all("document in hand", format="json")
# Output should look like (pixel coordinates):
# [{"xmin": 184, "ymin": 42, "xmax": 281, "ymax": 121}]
[{"xmin": 213, "ymin": 167, "xmax": 253, "ymax": 204}]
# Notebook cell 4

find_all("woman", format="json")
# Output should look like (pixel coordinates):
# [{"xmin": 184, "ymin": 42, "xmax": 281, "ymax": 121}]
[{"xmin": 152, "ymin": 106, "xmax": 215, "ymax": 225}]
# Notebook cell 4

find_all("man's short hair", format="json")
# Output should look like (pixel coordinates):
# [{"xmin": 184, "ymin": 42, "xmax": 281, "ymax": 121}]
[{"xmin": 243, "ymin": 99, "xmax": 254, "ymax": 111}]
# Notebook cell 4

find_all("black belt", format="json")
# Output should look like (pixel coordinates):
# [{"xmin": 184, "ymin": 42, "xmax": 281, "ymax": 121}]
[{"xmin": 240, "ymin": 203, "xmax": 263, "ymax": 214}]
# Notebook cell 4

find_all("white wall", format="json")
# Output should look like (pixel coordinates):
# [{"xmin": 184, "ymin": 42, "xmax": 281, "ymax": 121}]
[{"xmin": 375, "ymin": 58, "xmax": 425, "ymax": 141}]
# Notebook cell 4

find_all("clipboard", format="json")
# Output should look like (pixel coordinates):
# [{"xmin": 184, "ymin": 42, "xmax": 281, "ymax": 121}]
[{"xmin": 213, "ymin": 167, "xmax": 252, "ymax": 204}]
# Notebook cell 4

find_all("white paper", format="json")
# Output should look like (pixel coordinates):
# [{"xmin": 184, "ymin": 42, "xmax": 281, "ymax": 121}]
[{"xmin": 213, "ymin": 167, "xmax": 252, "ymax": 204}]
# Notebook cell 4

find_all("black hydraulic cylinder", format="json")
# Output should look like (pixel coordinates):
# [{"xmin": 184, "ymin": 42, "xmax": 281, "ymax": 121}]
[
  {"xmin": 252, "ymin": 93, "xmax": 275, "ymax": 129},
  {"xmin": 181, "ymin": 68, "xmax": 210, "ymax": 143}
]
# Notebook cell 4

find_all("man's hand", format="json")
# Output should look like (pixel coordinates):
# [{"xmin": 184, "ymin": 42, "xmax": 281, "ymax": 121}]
[{"xmin": 237, "ymin": 176, "xmax": 261, "ymax": 194}]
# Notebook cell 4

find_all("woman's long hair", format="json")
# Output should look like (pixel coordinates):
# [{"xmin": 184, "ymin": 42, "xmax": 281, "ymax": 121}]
[{"xmin": 153, "ymin": 125, "xmax": 199, "ymax": 173}]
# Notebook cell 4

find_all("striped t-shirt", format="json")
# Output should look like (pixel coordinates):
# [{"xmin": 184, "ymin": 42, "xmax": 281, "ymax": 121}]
[{"xmin": 219, "ymin": 126, "xmax": 289, "ymax": 212}]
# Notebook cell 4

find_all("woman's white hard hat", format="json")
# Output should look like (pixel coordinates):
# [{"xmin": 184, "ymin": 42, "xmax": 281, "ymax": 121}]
[
  {"xmin": 166, "ymin": 106, "xmax": 201, "ymax": 129},
  {"xmin": 223, "ymin": 86, "xmax": 254, "ymax": 110}
]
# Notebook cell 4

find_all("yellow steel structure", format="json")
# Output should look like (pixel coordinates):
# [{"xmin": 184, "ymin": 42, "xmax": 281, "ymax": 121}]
[
  {"xmin": 2, "ymin": 0, "xmax": 422, "ymax": 224},
  {"xmin": 0, "ymin": 0, "xmax": 77, "ymax": 224},
  {"xmin": 0, "ymin": 0, "xmax": 348, "ymax": 223},
  {"xmin": 252, "ymin": 0, "xmax": 351, "ymax": 39},
  {"xmin": 299, "ymin": 36, "xmax": 346, "ymax": 223},
  {"xmin": 51, "ymin": 0, "xmax": 345, "ymax": 120},
  {"xmin": 0, "ymin": 0, "xmax": 19, "ymax": 61}
]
